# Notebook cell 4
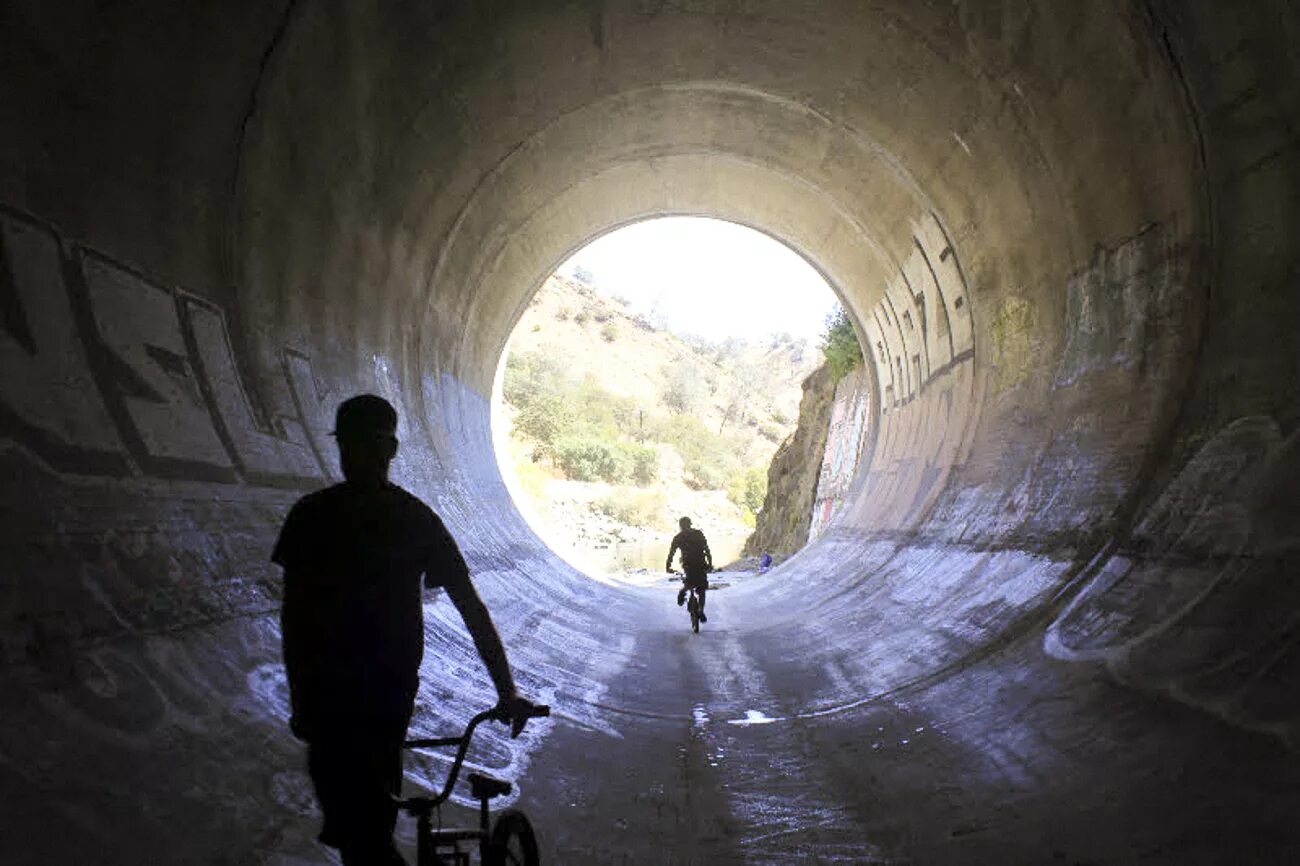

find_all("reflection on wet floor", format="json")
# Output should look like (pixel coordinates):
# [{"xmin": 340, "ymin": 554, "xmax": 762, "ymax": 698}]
[{"xmin": 728, "ymin": 709, "xmax": 778, "ymax": 726}]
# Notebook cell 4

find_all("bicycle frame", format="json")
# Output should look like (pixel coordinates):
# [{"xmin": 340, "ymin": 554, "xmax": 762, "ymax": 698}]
[
  {"xmin": 396, "ymin": 705, "xmax": 549, "ymax": 865},
  {"xmin": 404, "ymin": 707, "xmax": 503, "ymax": 808}
]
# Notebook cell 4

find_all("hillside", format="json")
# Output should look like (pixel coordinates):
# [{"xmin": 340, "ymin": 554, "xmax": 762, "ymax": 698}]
[{"xmin": 494, "ymin": 273, "xmax": 821, "ymax": 579}]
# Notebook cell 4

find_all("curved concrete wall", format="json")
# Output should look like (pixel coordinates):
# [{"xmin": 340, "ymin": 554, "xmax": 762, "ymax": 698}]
[{"xmin": 2, "ymin": 2, "xmax": 1298, "ymax": 862}]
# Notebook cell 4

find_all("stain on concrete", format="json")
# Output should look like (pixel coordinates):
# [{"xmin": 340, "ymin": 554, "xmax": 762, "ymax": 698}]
[{"xmin": 991, "ymin": 296, "xmax": 1036, "ymax": 393}]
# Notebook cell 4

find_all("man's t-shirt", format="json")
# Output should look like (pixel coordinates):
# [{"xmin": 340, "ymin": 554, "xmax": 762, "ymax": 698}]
[
  {"xmin": 670, "ymin": 527, "xmax": 711, "ymax": 576},
  {"xmin": 272, "ymin": 482, "xmax": 469, "ymax": 725}
]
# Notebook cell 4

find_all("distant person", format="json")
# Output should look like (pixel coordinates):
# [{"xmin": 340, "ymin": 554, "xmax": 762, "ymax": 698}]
[
  {"xmin": 667, "ymin": 516, "xmax": 713, "ymax": 621},
  {"xmin": 274, "ymin": 394, "xmax": 539, "ymax": 865},
  {"xmin": 759, "ymin": 551, "xmax": 773, "ymax": 571}
]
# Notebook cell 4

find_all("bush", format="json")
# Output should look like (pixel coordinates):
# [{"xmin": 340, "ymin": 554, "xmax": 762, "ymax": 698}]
[
  {"xmin": 822, "ymin": 305, "xmax": 863, "ymax": 381},
  {"xmin": 643, "ymin": 413, "xmax": 744, "ymax": 490},
  {"xmin": 512, "ymin": 458, "xmax": 552, "ymax": 501},
  {"xmin": 727, "ymin": 465, "xmax": 768, "ymax": 514},
  {"xmin": 503, "ymin": 350, "xmax": 567, "ymax": 409},
  {"xmin": 552, "ymin": 435, "xmax": 628, "ymax": 482},
  {"xmin": 661, "ymin": 359, "xmax": 704, "ymax": 415},
  {"xmin": 514, "ymin": 390, "xmax": 573, "ymax": 448},
  {"xmin": 596, "ymin": 488, "xmax": 666, "ymax": 528},
  {"xmin": 600, "ymin": 322, "xmax": 618, "ymax": 342},
  {"xmin": 616, "ymin": 441, "xmax": 659, "ymax": 485}
]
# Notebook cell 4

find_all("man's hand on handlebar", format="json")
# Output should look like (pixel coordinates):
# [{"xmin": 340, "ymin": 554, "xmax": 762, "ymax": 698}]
[{"xmin": 494, "ymin": 693, "xmax": 548, "ymax": 738}]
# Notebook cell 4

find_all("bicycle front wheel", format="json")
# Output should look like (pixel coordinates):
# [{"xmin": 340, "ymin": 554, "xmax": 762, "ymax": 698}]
[
  {"xmin": 689, "ymin": 597, "xmax": 700, "ymax": 633},
  {"xmin": 487, "ymin": 809, "xmax": 539, "ymax": 866}
]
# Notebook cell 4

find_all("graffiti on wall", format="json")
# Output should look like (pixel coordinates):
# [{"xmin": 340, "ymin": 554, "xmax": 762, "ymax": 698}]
[
  {"xmin": 809, "ymin": 366, "xmax": 871, "ymax": 539},
  {"xmin": 836, "ymin": 212, "xmax": 977, "ymax": 532},
  {"xmin": 0, "ymin": 205, "xmax": 338, "ymax": 489}
]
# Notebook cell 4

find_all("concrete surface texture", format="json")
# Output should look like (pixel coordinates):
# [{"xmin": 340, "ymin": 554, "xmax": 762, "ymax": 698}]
[{"xmin": 1, "ymin": 2, "xmax": 1298, "ymax": 863}]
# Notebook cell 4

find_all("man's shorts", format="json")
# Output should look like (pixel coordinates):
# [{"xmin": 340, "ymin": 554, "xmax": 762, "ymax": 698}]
[{"xmin": 682, "ymin": 569, "xmax": 709, "ymax": 591}]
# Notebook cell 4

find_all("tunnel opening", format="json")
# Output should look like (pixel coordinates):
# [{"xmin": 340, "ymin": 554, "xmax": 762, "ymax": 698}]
[{"xmin": 489, "ymin": 215, "xmax": 854, "ymax": 585}]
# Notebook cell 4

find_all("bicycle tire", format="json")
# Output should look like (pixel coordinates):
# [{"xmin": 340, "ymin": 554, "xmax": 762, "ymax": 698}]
[
  {"xmin": 487, "ymin": 809, "xmax": 539, "ymax": 866},
  {"xmin": 689, "ymin": 596, "xmax": 700, "ymax": 633}
]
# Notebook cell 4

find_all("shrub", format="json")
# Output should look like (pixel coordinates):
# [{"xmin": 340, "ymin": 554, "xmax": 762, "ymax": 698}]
[
  {"xmin": 727, "ymin": 465, "xmax": 768, "ymax": 514},
  {"xmin": 616, "ymin": 441, "xmax": 659, "ymax": 485},
  {"xmin": 600, "ymin": 322, "xmax": 618, "ymax": 342},
  {"xmin": 596, "ymin": 488, "xmax": 666, "ymax": 529},
  {"xmin": 821, "ymin": 305, "xmax": 863, "ymax": 381},
  {"xmin": 661, "ymin": 359, "xmax": 704, "ymax": 415},
  {"xmin": 512, "ymin": 458, "xmax": 552, "ymax": 501},
  {"xmin": 553, "ymin": 435, "xmax": 628, "ymax": 482},
  {"xmin": 644, "ymin": 413, "xmax": 744, "ymax": 490},
  {"xmin": 514, "ymin": 391, "xmax": 573, "ymax": 450},
  {"xmin": 502, "ymin": 350, "xmax": 567, "ymax": 409}
]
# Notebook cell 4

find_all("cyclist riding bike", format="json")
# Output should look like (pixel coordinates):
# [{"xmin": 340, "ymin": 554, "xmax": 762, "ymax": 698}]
[{"xmin": 667, "ymin": 516, "xmax": 713, "ymax": 622}]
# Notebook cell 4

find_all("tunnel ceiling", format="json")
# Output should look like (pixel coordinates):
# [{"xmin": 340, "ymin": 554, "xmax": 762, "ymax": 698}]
[{"xmin": 2, "ymin": 1, "xmax": 1300, "ymax": 862}]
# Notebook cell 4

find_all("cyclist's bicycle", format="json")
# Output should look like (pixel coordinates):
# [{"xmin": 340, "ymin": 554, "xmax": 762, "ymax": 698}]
[
  {"xmin": 395, "ymin": 703, "xmax": 550, "ymax": 865},
  {"xmin": 672, "ymin": 571, "xmax": 707, "ymax": 633}
]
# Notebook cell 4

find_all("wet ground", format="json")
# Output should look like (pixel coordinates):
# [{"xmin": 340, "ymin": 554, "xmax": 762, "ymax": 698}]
[{"xmin": 290, "ymin": 585, "xmax": 1300, "ymax": 866}]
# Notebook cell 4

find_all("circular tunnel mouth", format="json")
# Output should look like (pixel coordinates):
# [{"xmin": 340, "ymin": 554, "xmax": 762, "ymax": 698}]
[
  {"xmin": 488, "ymin": 215, "xmax": 848, "ymax": 585},
  {"xmin": 468, "ymin": 214, "xmax": 981, "ymax": 616},
  {"xmin": 405, "ymin": 84, "xmax": 985, "ymax": 597}
]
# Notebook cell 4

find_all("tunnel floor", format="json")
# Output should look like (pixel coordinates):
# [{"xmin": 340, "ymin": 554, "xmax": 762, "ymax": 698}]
[{"xmin": 245, "ymin": 577, "xmax": 1300, "ymax": 866}]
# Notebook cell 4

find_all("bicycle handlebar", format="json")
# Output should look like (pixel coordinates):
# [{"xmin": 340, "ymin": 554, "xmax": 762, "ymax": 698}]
[{"xmin": 400, "ymin": 703, "xmax": 550, "ymax": 809}]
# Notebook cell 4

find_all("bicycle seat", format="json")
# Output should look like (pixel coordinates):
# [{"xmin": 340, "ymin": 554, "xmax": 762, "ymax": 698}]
[{"xmin": 467, "ymin": 773, "xmax": 512, "ymax": 800}]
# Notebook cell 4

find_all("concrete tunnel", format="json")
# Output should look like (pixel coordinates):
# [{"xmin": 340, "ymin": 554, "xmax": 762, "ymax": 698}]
[{"xmin": 2, "ymin": 1, "xmax": 1299, "ymax": 862}]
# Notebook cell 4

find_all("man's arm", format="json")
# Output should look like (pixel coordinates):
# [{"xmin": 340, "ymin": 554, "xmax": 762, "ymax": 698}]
[
  {"xmin": 443, "ymin": 574, "xmax": 517, "ymax": 702},
  {"xmin": 703, "ymin": 536, "xmax": 714, "ymax": 571},
  {"xmin": 430, "ymin": 513, "xmax": 537, "ymax": 735},
  {"xmin": 666, "ymin": 535, "xmax": 679, "ymax": 572}
]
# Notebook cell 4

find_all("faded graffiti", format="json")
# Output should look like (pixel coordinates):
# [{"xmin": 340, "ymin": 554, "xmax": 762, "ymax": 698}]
[
  {"xmin": 0, "ymin": 204, "xmax": 336, "ymax": 488},
  {"xmin": 809, "ymin": 366, "xmax": 871, "ymax": 539},
  {"xmin": 1056, "ymin": 223, "xmax": 1182, "ymax": 388},
  {"xmin": 847, "ymin": 213, "xmax": 978, "ymax": 532},
  {"xmin": 1045, "ymin": 415, "xmax": 1300, "ymax": 744}
]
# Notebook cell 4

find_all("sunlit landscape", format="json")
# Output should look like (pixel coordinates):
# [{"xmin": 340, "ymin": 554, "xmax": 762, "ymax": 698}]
[{"xmin": 492, "ymin": 218, "xmax": 843, "ymax": 582}]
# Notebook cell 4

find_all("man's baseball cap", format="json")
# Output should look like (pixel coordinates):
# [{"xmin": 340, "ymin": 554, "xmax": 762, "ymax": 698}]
[{"xmin": 330, "ymin": 394, "xmax": 398, "ymax": 439}]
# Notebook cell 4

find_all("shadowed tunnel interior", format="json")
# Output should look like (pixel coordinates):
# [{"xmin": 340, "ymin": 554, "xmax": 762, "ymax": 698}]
[{"xmin": 2, "ymin": 2, "xmax": 1299, "ymax": 863}]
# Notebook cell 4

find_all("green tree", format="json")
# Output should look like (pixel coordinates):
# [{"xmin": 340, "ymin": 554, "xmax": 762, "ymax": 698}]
[
  {"xmin": 553, "ymin": 435, "xmax": 628, "ymax": 482},
  {"xmin": 727, "ymin": 465, "xmax": 768, "ymax": 514},
  {"xmin": 822, "ymin": 304, "xmax": 863, "ymax": 381},
  {"xmin": 515, "ymin": 390, "xmax": 573, "ymax": 451},
  {"xmin": 661, "ymin": 359, "xmax": 704, "ymax": 415}
]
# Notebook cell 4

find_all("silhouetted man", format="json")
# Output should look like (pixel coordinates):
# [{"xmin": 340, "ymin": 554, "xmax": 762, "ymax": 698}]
[
  {"xmin": 667, "ymin": 516, "xmax": 713, "ymax": 621},
  {"xmin": 273, "ymin": 394, "xmax": 537, "ymax": 865}
]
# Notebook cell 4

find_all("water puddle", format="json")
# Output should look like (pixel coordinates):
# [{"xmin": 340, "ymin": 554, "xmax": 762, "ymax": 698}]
[{"xmin": 728, "ymin": 709, "xmax": 779, "ymax": 727}]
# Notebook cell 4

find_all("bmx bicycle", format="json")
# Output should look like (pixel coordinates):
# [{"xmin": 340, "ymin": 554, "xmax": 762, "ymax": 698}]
[
  {"xmin": 395, "ymin": 703, "xmax": 550, "ymax": 865},
  {"xmin": 672, "ymin": 571, "xmax": 708, "ymax": 633}
]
